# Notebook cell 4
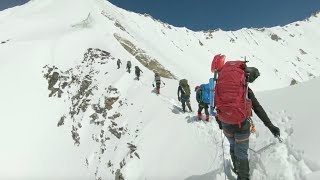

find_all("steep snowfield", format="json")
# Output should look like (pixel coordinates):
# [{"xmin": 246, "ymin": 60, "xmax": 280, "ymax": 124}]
[{"xmin": 0, "ymin": 0, "xmax": 319, "ymax": 179}]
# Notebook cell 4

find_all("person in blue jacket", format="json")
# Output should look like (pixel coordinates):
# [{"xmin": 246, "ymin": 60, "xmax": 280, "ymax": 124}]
[{"xmin": 195, "ymin": 86, "xmax": 209, "ymax": 121}]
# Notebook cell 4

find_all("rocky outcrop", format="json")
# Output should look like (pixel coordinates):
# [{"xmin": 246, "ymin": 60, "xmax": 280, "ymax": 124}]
[
  {"xmin": 114, "ymin": 33, "xmax": 176, "ymax": 79},
  {"xmin": 43, "ymin": 48, "xmax": 141, "ymax": 178}
]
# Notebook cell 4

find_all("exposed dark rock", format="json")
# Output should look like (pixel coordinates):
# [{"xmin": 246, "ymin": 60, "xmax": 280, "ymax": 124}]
[
  {"xmin": 127, "ymin": 143, "xmax": 137, "ymax": 153},
  {"xmin": 48, "ymin": 72, "xmax": 59, "ymax": 89},
  {"xmin": 61, "ymin": 82, "xmax": 68, "ymax": 89},
  {"xmin": 134, "ymin": 152, "xmax": 140, "ymax": 159},
  {"xmin": 270, "ymin": 33, "xmax": 282, "ymax": 41},
  {"xmin": 111, "ymin": 121, "xmax": 117, "ymax": 127},
  {"xmin": 100, "ymin": 130, "xmax": 105, "ymax": 138},
  {"xmin": 49, "ymin": 88, "xmax": 63, "ymax": 98},
  {"xmin": 71, "ymin": 125, "xmax": 80, "ymax": 146},
  {"xmin": 1, "ymin": 39, "xmax": 9, "ymax": 44},
  {"xmin": 311, "ymin": 10, "xmax": 320, "ymax": 17},
  {"xmin": 290, "ymin": 79, "xmax": 298, "ymax": 86},
  {"xmin": 254, "ymin": 28, "xmax": 265, "ymax": 32},
  {"xmin": 108, "ymin": 112, "xmax": 121, "ymax": 120},
  {"xmin": 85, "ymin": 158, "xmax": 89, "ymax": 167},
  {"xmin": 296, "ymin": 57, "xmax": 302, "ymax": 62},
  {"xmin": 299, "ymin": 49, "xmax": 307, "ymax": 55},
  {"xmin": 198, "ymin": 40, "xmax": 203, "ymax": 46},
  {"xmin": 114, "ymin": 21, "xmax": 126, "ymax": 32},
  {"xmin": 79, "ymin": 98, "xmax": 91, "ymax": 112},
  {"xmin": 107, "ymin": 85, "xmax": 119, "ymax": 94},
  {"xmin": 105, "ymin": 96, "xmax": 119, "ymax": 110},
  {"xmin": 119, "ymin": 159, "xmax": 126, "ymax": 169},
  {"xmin": 109, "ymin": 126, "xmax": 121, "ymax": 139},
  {"xmin": 43, "ymin": 48, "xmax": 132, "ymax": 176},
  {"xmin": 92, "ymin": 103, "xmax": 107, "ymax": 118},
  {"xmin": 107, "ymin": 160, "xmax": 113, "ymax": 167},
  {"xmin": 114, "ymin": 33, "xmax": 176, "ymax": 79},
  {"xmin": 308, "ymin": 72, "xmax": 316, "ymax": 78},
  {"xmin": 90, "ymin": 113, "xmax": 99, "ymax": 121},
  {"xmin": 57, "ymin": 115, "xmax": 66, "ymax": 127}
]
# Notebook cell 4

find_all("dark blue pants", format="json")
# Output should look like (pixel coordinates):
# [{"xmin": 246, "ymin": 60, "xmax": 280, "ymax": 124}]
[{"xmin": 221, "ymin": 120, "xmax": 250, "ymax": 160}]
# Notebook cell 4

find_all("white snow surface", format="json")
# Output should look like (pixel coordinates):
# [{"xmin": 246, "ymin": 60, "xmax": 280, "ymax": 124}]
[{"xmin": 0, "ymin": 0, "xmax": 319, "ymax": 179}]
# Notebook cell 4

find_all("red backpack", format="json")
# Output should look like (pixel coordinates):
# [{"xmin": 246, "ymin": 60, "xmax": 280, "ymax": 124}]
[{"xmin": 214, "ymin": 61, "xmax": 252, "ymax": 126}]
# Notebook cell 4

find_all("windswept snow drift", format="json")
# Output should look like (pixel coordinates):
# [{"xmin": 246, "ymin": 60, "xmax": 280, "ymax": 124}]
[{"xmin": 0, "ymin": 0, "xmax": 319, "ymax": 179}]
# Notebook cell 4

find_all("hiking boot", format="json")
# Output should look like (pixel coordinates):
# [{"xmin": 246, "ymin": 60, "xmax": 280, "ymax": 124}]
[
  {"xmin": 205, "ymin": 114, "xmax": 209, "ymax": 121},
  {"xmin": 237, "ymin": 159, "xmax": 249, "ymax": 180}
]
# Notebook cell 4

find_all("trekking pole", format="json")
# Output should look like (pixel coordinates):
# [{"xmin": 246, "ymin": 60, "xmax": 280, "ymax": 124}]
[
  {"xmin": 276, "ymin": 136, "xmax": 283, "ymax": 143},
  {"xmin": 220, "ymin": 130, "xmax": 227, "ymax": 180}
]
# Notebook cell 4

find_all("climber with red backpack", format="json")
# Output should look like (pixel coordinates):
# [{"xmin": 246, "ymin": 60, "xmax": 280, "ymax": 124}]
[{"xmin": 212, "ymin": 54, "xmax": 280, "ymax": 180}]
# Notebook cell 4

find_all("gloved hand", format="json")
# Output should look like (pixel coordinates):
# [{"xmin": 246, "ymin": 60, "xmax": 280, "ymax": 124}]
[
  {"xmin": 178, "ymin": 97, "xmax": 181, "ymax": 102},
  {"xmin": 268, "ymin": 124, "xmax": 280, "ymax": 137}
]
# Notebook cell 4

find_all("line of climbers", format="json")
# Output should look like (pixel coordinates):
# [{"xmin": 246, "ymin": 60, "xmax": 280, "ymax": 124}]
[
  {"xmin": 118, "ymin": 54, "xmax": 281, "ymax": 180},
  {"xmin": 117, "ymin": 59, "xmax": 143, "ymax": 80},
  {"xmin": 175, "ymin": 54, "xmax": 281, "ymax": 180},
  {"xmin": 116, "ymin": 59, "xmax": 165, "ymax": 94}
]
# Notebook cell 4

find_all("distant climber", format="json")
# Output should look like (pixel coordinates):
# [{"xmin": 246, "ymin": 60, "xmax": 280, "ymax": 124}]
[
  {"xmin": 177, "ymin": 79, "xmax": 192, "ymax": 112},
  {"xmin": 115, "ymin": 169, "xmax": 124, "ymax": 180},
  {"xmin": 153, "ymin": 71, "xmax": 165, "ymax": 94},
  {"xmin": 135, "ymin": 66, "xmax": 143, "ymax": 80},
  {"xmin": 117, "ymin": 59, "xmax": 122, "ymax": 69},
  {"xmin": 126, "ymin": 61, "xmax": 131, "ymax": 73}
]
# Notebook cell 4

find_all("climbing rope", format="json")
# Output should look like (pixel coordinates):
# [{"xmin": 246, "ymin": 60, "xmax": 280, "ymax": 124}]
[{"xmin": 221, "ymin": 130, "xmax": 227, "ymax": 180}]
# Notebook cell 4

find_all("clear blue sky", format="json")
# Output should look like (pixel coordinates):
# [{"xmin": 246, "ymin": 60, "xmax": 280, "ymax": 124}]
[
  {"xmin": 110, "ymin": 0, "xmax": 320, "ymax": 31},
  {"xmin": 1, "ymin": 0, "xmax": 319, "ymax": 31},
  {"xmin": 0, "ymin": 0, "xmax": 27, "ymax": 11}
]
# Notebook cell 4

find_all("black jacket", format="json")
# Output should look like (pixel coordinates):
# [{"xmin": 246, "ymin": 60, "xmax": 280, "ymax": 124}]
[
  {"xmin": 135, "ymin": 68, "xmax": 143, "ymax": 75},
  {"xmin": 247, "ymin": 87, "xmax": 272, "ymax": 127}
]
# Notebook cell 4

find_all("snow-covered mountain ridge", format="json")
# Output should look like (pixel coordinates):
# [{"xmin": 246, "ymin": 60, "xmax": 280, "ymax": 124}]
[
  {"xmin": 1, "ymin": 0, "xmax": 320, "ymax": 90},
  {"xmin": 0, "ymin": 0, "xmax": 320, "ymax": 179}
]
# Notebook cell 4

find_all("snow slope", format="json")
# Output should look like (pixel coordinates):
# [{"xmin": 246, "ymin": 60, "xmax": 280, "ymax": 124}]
[{"xmin": 0, "ymin": 0, "xmax": 319, "ymax": 179}]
